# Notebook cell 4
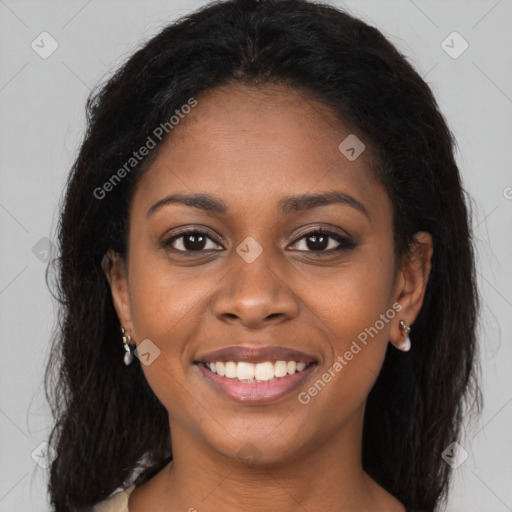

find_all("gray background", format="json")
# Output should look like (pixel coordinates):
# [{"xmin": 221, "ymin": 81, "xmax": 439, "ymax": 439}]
[{"xmin": 0, "ymin": 0, "xmax": 511, "ymax": 510}]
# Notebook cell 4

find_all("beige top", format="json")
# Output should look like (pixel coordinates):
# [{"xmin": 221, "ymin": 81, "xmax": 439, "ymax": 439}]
[{"xmin": 93, "ymin": 484, "xmax": 136, "ymax": 512}]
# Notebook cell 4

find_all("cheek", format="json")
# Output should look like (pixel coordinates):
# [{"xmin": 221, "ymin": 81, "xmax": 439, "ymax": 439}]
[
  {"xmin": 125, "ymin": 252, "xmax": 206, "ymax": 420},
  {"xmin": 127, "ymin": 243, "xmax": 209, "ymax": 343},
  {"xmin": 308, "ymin": 249, "xmax": 395, "ymax": 346},
  {"xmin": 302, "ymin": 250, "xmax": 395, "ymax": 405},
  {"xmin": 125, "ymin": 244, "xmax": 223, "ymax": 402}
]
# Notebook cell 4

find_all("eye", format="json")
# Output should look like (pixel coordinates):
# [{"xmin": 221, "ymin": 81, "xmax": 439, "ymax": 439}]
[
  {"xmin": 162, "ymin": 227, "xmax": 355, "ymax": 255},
  {"xmin": 163, "ymin": 230, "xmax": 223, "ymax": 252},
  {"xmin": 289, "ymin": 228, "xmax": 356, "ymax": 253}
]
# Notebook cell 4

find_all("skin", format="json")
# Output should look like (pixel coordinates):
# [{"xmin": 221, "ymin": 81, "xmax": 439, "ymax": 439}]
[{"xmin": 103, "ymin": 82, "xmax": 433, "ymax": 512}]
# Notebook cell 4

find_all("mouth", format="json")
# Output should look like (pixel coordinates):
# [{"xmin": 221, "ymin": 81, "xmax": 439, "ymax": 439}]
[{"xmin": 194, "ymin": 345, "xmax": 318, "ymax": 404}]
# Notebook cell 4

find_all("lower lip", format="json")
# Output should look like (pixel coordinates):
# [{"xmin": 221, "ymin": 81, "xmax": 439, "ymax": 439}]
[{"xmin": 196, "ymin": 362, "xmax": 317, "ymax": 404}]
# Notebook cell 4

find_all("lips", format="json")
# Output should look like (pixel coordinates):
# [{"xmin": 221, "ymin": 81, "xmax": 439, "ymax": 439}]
[
  {"xmin": 194, "ymin": 345, "xmax": 318, "ymax": 404},
  {"xmin": 195, "ymin": 345, "xmax": 317, "ymax": 364}
]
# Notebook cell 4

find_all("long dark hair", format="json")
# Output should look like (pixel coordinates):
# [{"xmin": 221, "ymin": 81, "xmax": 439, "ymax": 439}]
[{"xmin": 45, "ymin": 0, "xmax": 481, "ymax": 510}]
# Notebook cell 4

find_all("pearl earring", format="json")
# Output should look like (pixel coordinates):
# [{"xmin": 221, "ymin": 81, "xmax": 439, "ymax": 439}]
[
  {"xmin": 121, "ymin": 327, "xmax": 134, "ymax": 365},
  {"xmin": 396, "ymin": 320, "xmax": 411, "ymax": 352}
]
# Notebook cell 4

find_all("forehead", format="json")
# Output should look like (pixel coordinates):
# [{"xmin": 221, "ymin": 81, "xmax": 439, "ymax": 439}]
[{"xmin": 132, "ymin": 83, "xmax": 390, "ymax": 222}]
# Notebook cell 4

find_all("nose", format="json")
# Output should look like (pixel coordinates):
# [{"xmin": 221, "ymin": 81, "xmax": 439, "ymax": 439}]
[{"xmin": 212, "ymin": 253, "xmax": 299, "ymax": 329}]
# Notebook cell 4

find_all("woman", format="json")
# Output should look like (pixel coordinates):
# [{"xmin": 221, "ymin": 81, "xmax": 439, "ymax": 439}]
[{"xmin": 45, "ymin": 0, "xmax": 480, "ymax": 511}]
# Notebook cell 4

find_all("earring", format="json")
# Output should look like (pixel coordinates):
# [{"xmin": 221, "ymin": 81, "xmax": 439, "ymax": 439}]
[
  {"xmin": 395, "ymin": 320, "xmax": 411, "ymax": 352},
  {"xmin": 121, "ymin": 327, "xmax": 134, "ymax": 365}
]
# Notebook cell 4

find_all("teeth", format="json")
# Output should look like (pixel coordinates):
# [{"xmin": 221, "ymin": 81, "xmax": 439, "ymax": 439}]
[
  {"xmin": 237, "ymin": 362, "xmax": 255, "ymax": 380},
  {"xmin": 205, "ymin": 360, "xmax": 311, "ymax": 382},
  {"xmin": 255, "ymin": 362, "xmax": 274, "ymax": 381},
  {"xmin": 225, "ymin": 361, "xmax": 237, "ymax": 379},
  {"xmin": 274, "ymin": 360, "xmax": 288, "ymax": 377}
]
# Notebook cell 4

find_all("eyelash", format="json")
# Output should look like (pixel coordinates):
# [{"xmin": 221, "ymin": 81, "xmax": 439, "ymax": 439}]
[{"xmin": 162, "ymin": 228, "xmax": 356, "ymax": 254}]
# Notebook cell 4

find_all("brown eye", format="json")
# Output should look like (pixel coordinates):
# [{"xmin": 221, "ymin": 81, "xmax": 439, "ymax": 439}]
[
  {"xmin": 290, "ymin": 229, "xmax": 356, "ymax": 253},
  {"xmin": 164, "ymin": 230, "xmax": 223, "ymax": 252}
]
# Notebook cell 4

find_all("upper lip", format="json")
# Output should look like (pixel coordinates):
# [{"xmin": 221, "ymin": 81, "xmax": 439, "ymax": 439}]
[{"xmin": 195, "ymin": 345, "xmax": 317, "ymax": 364}]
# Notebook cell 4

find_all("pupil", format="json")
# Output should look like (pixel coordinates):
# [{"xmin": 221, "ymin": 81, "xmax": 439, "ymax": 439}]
[
  {"xmin": 307, "ymin": 234, "xmax": 328, "ymax": 251},
  {"xmin": 184, "ymin": 234, "xmax": 205, "ymax": 251}
]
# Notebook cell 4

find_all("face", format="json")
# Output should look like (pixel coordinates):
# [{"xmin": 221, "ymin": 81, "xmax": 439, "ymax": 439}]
[{"xmin": 106, "ymin": 83, "xmax": 430, "ymax": 466}]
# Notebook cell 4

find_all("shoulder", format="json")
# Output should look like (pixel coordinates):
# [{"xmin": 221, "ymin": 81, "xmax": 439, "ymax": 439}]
[{"xmin": 93, "ymin": 484, "xmax": 136, "ymax": 512}]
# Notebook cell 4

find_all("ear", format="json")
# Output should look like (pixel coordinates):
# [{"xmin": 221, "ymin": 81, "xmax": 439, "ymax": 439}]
[
  {"xmin": 102, "ymin": 249, "xmax": 135, "ymax": 334},
  {"xmin": 390, "ymin": 232, "xmax": 433, "ymax": 347}
]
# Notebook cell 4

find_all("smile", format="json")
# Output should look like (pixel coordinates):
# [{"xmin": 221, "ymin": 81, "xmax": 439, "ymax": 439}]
[
  {"xmin": 194, "ymin": 344, "xmax": 318, "ymax": 403},
  {"xmin": 203, "ymin": 360, "xmax": 311, "ymax": 382},
  {"xmin": 196, "ymin": 359, "xmax": 317, "ymax": 404}
]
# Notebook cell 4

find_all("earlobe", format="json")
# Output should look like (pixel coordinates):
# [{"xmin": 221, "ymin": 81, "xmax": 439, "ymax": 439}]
[{"xmin": 101, "ymin": 250, "xmax": 134, "ymax": 332}]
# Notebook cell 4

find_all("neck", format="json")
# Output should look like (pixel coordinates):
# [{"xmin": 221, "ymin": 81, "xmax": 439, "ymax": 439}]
[{"xmin": 129, "ymin": 406, "xmax": 404, "ymax": 512}]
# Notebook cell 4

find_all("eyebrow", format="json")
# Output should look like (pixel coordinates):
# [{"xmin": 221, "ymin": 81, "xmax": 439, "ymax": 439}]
[{"xmin": 147, "ymin": 191, "xmax": 370, "ymax": 220}]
